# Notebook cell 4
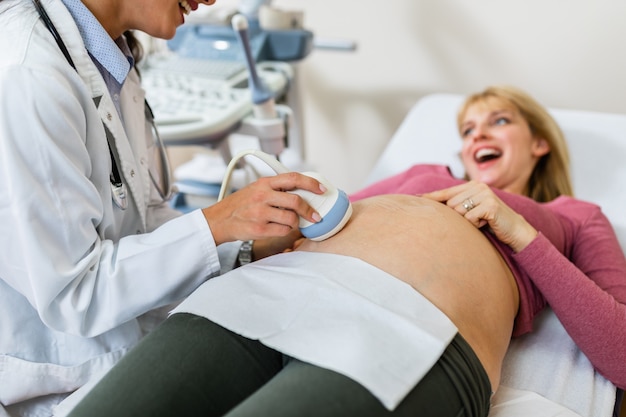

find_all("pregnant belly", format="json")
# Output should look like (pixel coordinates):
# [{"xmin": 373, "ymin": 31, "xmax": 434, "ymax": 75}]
[{"xmin": 297, "ymin": 194, "xmax": 520, "ymax": 390}]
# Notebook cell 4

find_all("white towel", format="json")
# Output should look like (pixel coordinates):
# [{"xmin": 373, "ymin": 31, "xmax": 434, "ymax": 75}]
[
  {"xmin": 174, "ymin": 251, "xmax": 458, "ymax": 410},
  {"xmin": 490, "ymin": 386, "xmax": 584, "ymax": 417}
]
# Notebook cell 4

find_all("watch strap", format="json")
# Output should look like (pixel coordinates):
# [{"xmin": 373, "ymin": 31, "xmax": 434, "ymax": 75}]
[{"xmin": 237, "ymin": 240, "xmax": 254, "ymax": 267}]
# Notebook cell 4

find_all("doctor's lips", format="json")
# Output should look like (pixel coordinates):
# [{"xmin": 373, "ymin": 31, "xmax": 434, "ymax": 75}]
[{"xmin": 179, "ymin": 0, "xmax": 195, "ymax": 15}]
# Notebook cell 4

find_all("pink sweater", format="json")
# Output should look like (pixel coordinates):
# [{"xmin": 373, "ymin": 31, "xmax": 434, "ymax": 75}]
[{"xmin": 350, "ymin": 164, "xmax": 626, "ymax": 389}]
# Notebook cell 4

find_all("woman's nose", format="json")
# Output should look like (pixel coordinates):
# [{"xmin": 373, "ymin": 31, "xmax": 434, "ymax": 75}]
[{"xmin": 470, "ymin": 124, "xmax": 489, "ymax": 141}]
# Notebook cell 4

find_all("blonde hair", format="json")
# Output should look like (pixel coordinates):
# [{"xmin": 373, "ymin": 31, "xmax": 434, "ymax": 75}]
[{"xmin": 457, "ymin": 86, "xmax": 573, "ymax": 202}]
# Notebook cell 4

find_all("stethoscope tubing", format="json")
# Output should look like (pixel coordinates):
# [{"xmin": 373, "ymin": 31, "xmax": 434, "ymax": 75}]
[{"xmin": 31, "ymin": 0, "xmax": 174, "ymax": 209}]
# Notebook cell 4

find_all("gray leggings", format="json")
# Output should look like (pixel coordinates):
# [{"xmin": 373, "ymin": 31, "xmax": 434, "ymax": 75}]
[{"xmin": 67, "ymin": 313, "xmax": 491, "ymax": 417}]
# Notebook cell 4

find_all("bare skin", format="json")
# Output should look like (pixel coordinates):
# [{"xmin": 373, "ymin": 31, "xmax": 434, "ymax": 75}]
[{"xmin": 297, "ymin": 194, "xmax": 520, "ymax": 392}]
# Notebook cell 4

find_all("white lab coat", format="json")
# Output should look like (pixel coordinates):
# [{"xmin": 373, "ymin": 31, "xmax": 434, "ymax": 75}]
[{"xmin": 0, "ymin": 0, "xmax": 236, "ymax": 414}]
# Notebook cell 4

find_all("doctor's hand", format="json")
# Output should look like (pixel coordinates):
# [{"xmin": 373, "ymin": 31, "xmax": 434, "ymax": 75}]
[
  {"xmin": 201, "ymin": 172, "xmax": 324, "ymax": 246},
  {"xmin": 421, "ymin": 181, "xmax": 538, "ymax": 253}
]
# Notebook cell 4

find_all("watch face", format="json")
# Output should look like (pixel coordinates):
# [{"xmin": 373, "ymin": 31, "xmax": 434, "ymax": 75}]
[{"xmin": 238, "ymin": 240, "xmax": 254, "ymax": 266}]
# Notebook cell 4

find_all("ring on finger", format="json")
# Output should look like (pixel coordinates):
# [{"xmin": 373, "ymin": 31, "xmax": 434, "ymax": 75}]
[{"xmin": 462, "ymin": 198, "xmax": 475, "ymax": 212}]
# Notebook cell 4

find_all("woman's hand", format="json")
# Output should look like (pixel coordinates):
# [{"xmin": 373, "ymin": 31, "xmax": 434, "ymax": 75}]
[
  {"xmin": 201, "ymin": 172, "xmax": 324, "ymax": 246},
  {"xmin": 421, "ymin": 181, "xmax": 538, "ymax": 253}
]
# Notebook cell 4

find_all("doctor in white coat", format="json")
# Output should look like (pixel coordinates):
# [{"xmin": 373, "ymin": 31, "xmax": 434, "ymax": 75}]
[{"xmin": 0, "ymin": 0, "xmax": 324, "ymax": 415}]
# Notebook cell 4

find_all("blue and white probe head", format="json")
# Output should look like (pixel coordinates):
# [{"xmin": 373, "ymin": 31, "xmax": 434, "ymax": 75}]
[{"xmin": 288, "ymin": 171, "xmax": 353, "ymax": 241}]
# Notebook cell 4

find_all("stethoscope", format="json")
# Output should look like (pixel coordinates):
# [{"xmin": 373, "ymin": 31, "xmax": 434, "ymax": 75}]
[{"xmin": 32, "ymin": 0, "xmax": 173, "ymax": 210}]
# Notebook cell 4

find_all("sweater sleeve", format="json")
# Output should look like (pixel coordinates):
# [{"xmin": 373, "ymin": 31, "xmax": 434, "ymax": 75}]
[{"xmin": 513, "ymin": 207, "xmax": 626, "ymax": 389}]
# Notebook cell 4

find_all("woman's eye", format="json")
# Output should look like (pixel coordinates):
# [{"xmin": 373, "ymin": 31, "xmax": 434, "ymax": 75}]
[
  {"xmin": 494, "ymin": 117, "xmax": 509, "ymax": 126},
  {"xmin": 462, "ymin": 127, "xmax": 474, "ymax": 137}
]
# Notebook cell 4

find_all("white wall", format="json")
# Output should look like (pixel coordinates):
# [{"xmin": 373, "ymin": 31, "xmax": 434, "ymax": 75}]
[{"xmin": 267, "ymin": 0, "xmax": 626, "ymax": 193}]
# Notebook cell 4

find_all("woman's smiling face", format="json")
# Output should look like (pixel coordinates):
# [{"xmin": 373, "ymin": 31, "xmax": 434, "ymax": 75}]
[{"xmin": 459, "ymin": 97, "xmax": 551, "ymax": 195}]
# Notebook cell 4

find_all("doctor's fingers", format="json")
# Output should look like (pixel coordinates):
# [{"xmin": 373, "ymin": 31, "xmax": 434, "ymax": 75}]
[
  {"xmin": 264, "ymin": 172, "xmax": 327, "ymax": 195},
  {"xmin": 232, "ymin": 200, "xmax": 305, "ymax": 240},
  {"xmin": 250, "ymin": 174, "xmax": 324, "ymax": 222},
  {"xmin": 227, "ymin": 180, "xmax": 318, "ymax": 226}
]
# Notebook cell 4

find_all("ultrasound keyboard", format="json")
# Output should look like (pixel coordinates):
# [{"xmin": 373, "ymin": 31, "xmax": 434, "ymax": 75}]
[{"xmin": 140, "ymin": 55, "xmax": 290, "ymax": 146}]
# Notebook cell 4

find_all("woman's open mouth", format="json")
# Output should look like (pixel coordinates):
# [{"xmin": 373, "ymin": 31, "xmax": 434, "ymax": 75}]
[{"xmin": 474, "ymin": 147, "xmax": 502, "ymax": 164}]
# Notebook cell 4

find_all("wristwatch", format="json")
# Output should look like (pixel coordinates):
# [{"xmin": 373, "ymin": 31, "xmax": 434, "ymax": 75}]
[{"xmin": 237, "ymin": 240, "xmax": 254, "ymax": 267}]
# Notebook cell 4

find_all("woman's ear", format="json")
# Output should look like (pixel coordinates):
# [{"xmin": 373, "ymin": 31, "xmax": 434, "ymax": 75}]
[{"xmin": 532, "ymin": 137, "xmax": 551, "ymax": 157}]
